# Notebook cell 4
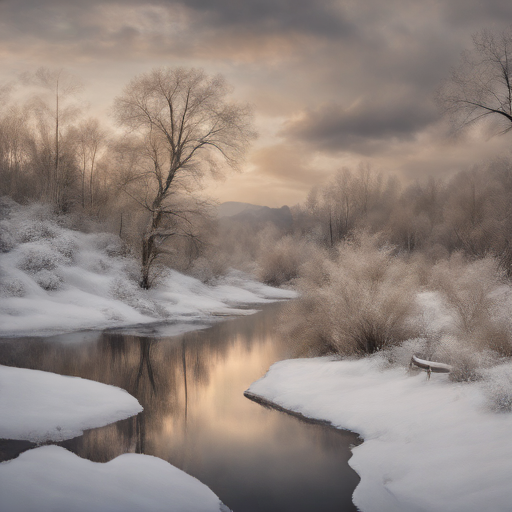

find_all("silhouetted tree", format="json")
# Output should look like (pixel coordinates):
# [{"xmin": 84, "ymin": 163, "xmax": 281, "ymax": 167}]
[
  {"xmin": 438, "ymin": 27, "xmax": 512, "ymax": 136},
  {"xmin": 113, "ymin": 67, "xmax": 255, "ymax": 289}
]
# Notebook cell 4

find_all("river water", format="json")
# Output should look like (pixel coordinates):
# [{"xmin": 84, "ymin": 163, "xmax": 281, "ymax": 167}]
[{"xmin": 0, "ymin": 303, "xmax": 361, "ymax": 512}]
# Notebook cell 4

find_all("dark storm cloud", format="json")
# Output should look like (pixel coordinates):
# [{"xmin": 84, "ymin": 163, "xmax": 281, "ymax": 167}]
[
  {"xmin": 283, "ymin": 98, "xmax": 438, "ymax": 154},
  {"xmin": 0, "ymin": 0, "xmax": 353, "ymax": 46},
  {"xmin": 171, "ymin": 0, "xmax": 354, "ymax": 38}
]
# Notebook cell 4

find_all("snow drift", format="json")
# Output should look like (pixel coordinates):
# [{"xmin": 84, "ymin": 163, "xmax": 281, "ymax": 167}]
[
  {"xmin": 0, "ymin": 445, "xmax": 229, "ymax": 512},
  {"xmin": 0, "ymin": 364, "xmax": 143, "ymax": 443}
]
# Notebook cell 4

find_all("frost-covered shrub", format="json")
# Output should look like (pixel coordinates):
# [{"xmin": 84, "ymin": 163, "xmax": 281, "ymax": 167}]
[
  {"xmin": 284, "ymin": 233, "xmax": 422, "ymax": 356},
  {"xmin": 0, "ymin": 223, "xmax": 15, "ymax": 253},
  {"xmin": 93, "ymin": 233, "xmax": 131, "ymax": 258},
  {"xmin": 189, "ymin": 255, "xmax": 229, "ymax": 284},
  {"xmin": 0, "ymin": 278, "xmax": 26, "ymax": 297},
  {"xmin": 109, "ymin": 277, "xmax": 158, "ymax": 316},
  {"xmin": 34, "ymin": 269, "xmax": 64, "ymax": 291},
  {"xmin": 18, "ymin": 221, "xmax": 59, "ymax": 243},
  {"xmin": 482, "ymin": 363, "xmax": 512, "ymax": 412},
  {"xmin": 52, "ymin": 234, "xmax": 79, "ymax": 263},
  {"xmin": 430, "ymin": 336, "xmax": 497, "ymax": 382},
  {"xmin": 428, "ymin": 255, "xmax": 512, "ymax": 358},
  {"xmin": 258, "ymin": 235, "xmax": 320, "ymax": 287},
  {"xmin": 384, "ymin": 338, "xmax": 428, "ymax": 367},
  {"xmin": 17, "ymin": 244, "xmax": 62, "ymax": 273}
]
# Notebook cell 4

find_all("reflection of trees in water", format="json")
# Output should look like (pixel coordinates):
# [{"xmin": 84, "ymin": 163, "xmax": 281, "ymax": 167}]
[
  {"xmin": 133, "ymin": 337, "xmax": 156, "ymax": 395},
  {"xmin": 0, "ymin": 303, "xmax": 287, "ymax": 464}
]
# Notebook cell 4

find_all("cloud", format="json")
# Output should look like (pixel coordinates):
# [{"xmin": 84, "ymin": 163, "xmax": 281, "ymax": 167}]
[
  {"xmin": 282, "ymin": 96, "xmax": 438, "ymax": 155},
  {"xmin": 171, "ymin": 0, "xmax": 354, "ymax": 38}
]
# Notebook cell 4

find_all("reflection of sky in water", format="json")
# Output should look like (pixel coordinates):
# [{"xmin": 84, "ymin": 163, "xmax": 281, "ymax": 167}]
[{"xmin": 0, "ymin": 304, "xmax": 360, "ymax": 512}]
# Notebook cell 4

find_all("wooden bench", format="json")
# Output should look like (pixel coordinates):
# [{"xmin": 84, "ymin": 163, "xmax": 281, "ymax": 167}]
[{"xmin": 410, "ymin": 355, "xmax": 452, "ymax": 379}]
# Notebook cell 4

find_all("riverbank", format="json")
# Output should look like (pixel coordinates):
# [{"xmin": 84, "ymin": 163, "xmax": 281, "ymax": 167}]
[
  {"xmin": 0, "ymin": 364, "xmax": 229, "ymax": 512},
  {"xmin": 247, "ymin": 355, "xmax": 512, "ymax": 512},
  {"xmin": 0, "ymin": 201, "xmax": 296, "ymax": 337}
]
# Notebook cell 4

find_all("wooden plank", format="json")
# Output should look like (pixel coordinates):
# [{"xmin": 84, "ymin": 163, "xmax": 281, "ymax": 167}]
[{"xmin": 410, "ymin": 355, "xmax": 452, "ymax": 374}]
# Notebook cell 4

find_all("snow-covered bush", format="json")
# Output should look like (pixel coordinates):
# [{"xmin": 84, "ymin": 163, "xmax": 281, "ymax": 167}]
[
  {"xmin": 109, "ymin": 277, "xmax": 159, "ymax": 317},
  {"xmin": 52, "ymin": 233, "xmax": 79, "ymax": 263},
  {"xmin": 421, "ymin": 255, "xmax": 512, "ymax": 377},
  {"xmin": 257, "ymin": 235, "xmax": 322, "ymax": 287},
  {"xmin": 16, "ymin": 244, "xmax": 62, "ymax": 273},
  {"xmin": 0, "ymin": 277, "xmax": 26, "ymax": 297},
  {"xmin": 429, "ymin": 255, "xmax": 508, "ymax": 347},
  {"xmin": 33, "ymin": 269, "xmax": 64, "ymax": 291},
  {"xmin": 482, "ymin": 363, "xmax": 512, "ymax": 412},
  {"xmin": 284, "ymin": 233, "xmax": 422, "ymax": 356},
  {"xmin": 384, "ymin": 338, "xmax": 429, "ymax": 367},
  {"xmin": 189, "ymin": 255, "xmax": 229, "ymax": 284},
  {"xmin": 432, "ymin": 336, "xmax": 499, "ymax": 382},
  {"xmin": 92, "ymin": 233, "xmax": 131, "ymax": 258}
]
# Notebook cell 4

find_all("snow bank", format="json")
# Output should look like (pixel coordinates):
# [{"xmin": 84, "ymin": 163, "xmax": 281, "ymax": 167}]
[
  {"xmin": 0, "ymin": 364, "xmax": 142, "ymax": 443},
  {"xmin": 0, "ymin": 445, "xmax": 228, "ymax": 512},
  {"xmin": 247, "ymin": 356, "xmax": 512, "ymax": 512},
  {"xmin": 0, "ymin": 202, "xmax": 296, "ymax": 337}
]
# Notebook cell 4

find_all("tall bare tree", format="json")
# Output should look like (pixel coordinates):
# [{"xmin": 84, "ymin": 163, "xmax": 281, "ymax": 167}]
[
  {"xmin": 113, "ymin": 67, "xmax": 255, "ymax": 289},
  {"xmin": 438, "ymin": 27, "xmax": 512, "ymax": 136},
  {"xmin": 21, "ymin": 67, "xmax": 83, "ymax": 208}
]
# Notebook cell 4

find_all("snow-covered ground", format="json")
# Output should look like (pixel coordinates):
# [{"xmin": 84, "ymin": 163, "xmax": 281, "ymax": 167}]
[
  {"xmin": 0, "ymin": 445, "xmax": 228, "ymax": 512},
  {"xmin": 0, "ymin": 364, "xmax": 142, "ymax": 443},
  {"xmin": 0, "ymin": 201, "xmax": 296, "ymax": 337},
  {"xmin": 247, "ymin": 356, "xmax": 512, "ymax": 512}
]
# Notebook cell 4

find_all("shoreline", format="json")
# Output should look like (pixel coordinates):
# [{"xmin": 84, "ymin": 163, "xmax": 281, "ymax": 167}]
[{"xmin": 246, "ymin": 355, "xmax": 512, "ymax": 512}]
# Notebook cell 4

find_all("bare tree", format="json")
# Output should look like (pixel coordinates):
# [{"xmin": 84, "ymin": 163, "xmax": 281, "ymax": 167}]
[
  {"xmin": 21, "ymin": 67, "xmax": 83, "ymax": 208},
  {"xmin": 438, "ymin": 27, "xmax": 512, "ymax": 136},
  {"xmin": 112, "ymin": 67, "xmax": 255, "ymax": 289},
  {"xmin": 0, "ymin": 105, "xmax": 30, "ymax": 199},
  {"xmin": 70, "ymin": 117, "xmax": 107, "ymax": 209}
]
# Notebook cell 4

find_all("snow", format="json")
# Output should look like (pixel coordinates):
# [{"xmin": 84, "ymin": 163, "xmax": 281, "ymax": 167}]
[
  {"xmin": 0, "ymin": 364, "xmax": 143, "ymax": 443},
  {"xmin": 247, "ymin": 356, "xmax": 512, "ymax": 512},
  {"xmin": 0, "ymin": 445, "xmax": 228, "ymax": 512},
  {"xmin": 0, "ymin": 203, "xmax": 296, "ymax": 337}
]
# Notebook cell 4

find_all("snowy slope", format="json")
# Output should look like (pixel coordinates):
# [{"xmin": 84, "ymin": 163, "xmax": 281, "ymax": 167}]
[
  {"xmin": 0, "ymin": 201, "xmax": 296, "ymax": 337},
  {"xmin": 247, "ymin": 356, "xmax": 512, "ymax": 512}
]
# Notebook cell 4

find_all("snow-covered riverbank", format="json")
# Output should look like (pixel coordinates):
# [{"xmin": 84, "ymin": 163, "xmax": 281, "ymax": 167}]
[
  {"xmin": 0, "ymin": 365, "xmax": 142, "ymax": 442},
  {"xmin": 247, "ymin": 356, "xmax": 512, "ymax": 512},
  {"xmin": 0, "ymin": 445, "xmax": 229, "ymax": 512},
  {"xmin": 0, "ymin": 201, "xmax": 296, "ymax": 337},
  {"xmin": 0, "ymin": 364, "xmax": 229, "ymax": 511}
]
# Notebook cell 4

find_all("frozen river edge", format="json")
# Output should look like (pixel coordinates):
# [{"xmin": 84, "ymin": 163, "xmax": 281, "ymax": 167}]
[
  {"xmin": 0, "ymin": 364, "xmax": 230, "ymax": 512},
  {"xmin": 246, "ymin": 356, "xmax": 512, "ymax": 512}
]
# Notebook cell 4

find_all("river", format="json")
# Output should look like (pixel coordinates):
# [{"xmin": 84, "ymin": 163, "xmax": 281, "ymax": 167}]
[{"xmin": 0, "ymin": 303, "xmax": 361, "ymax": 512}]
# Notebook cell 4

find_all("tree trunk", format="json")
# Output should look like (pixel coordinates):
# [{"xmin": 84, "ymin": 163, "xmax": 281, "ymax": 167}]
[
  {"xmin": 140, "ymin": 234, "xmax": 154, "ymax": 290},
  {"xmin": 139, "ymin": 203, "xmax": 163, "ymax": 289}
]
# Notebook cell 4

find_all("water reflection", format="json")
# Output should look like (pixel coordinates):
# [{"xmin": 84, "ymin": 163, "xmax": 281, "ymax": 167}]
[{"xmin": 0, "ymin": 304, "xmax": 361, "ymax": 512}]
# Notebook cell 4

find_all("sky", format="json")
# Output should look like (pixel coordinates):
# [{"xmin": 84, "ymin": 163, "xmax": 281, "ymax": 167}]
[{"xmin": 2, "ymin": 0, "xmax": 512, "ymax": 207}]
